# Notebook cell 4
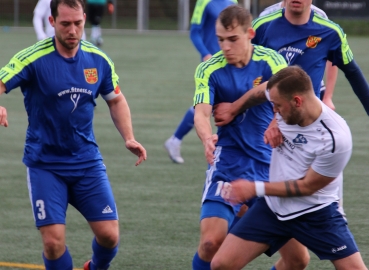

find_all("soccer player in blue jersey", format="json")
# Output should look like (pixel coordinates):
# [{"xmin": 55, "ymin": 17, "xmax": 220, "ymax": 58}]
[
  {"xmin": 164, "ymin": 0, "xmax": 237, "ymax": 164},
  {"xmin": 259, "ymin": 0, "xmax": 338, "ymax": 110},
  {"xmin": 0, "ymin": 0, "xmax": 146, "ymax": 270},
  {"xmin": 191, "ymin": 5, "xmax": 309, "ymax": 270},
  {"xmin": 211, "ymin": 66, "xmax": 367, "ymax": 270}
]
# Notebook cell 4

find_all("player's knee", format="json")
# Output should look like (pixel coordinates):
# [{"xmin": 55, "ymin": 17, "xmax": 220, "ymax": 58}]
[
  {"xmin": 200, "ymin": 238, "xmax": 223, "ymax": 258},
  {"xmin": 96, "ymin": 231, "xmax": 119, "ymax": 248},
  {"xmin": 42, "ymin": 237, "xmax": 65, "ymax": 258},
  {"xmin": 211, "ymin": 255, "xmax": 230, "ymax": 270},
  {"xmin": 285, "ymin": 251, "xmax": 310, "ymax": 269}
]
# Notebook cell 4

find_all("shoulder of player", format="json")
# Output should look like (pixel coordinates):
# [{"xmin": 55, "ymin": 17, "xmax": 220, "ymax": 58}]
[
  {"xmin": 195, "ymin": 52, "xmax": 227, "ymax": 78},
  {"xmin": 80, "ymin": 40, "xmax": 115, "ymax": 66},
  {"xmin": 253, "ymin": 8, "xmax": 283, "ymax": 30},
  {"xmin": 11, "ymin": 38, "xmax": 54, "ymax": 64},
  {"xmin": 311, "ymin": 12, "xmax": 346, "ymax": 38},
  {"xmin": 252, "ymin": 45, "xmax": 286, "ymax": 65},
  {"xmin": 311, "ymin": 4, "xmax": 328, "ymax": 19}
]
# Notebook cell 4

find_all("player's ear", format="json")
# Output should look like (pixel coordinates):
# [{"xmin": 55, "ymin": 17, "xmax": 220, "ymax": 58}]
[
  {"xmin": 247, "ymin": 27, "xmax": 256, "ymax": 39},
  {"xmin": 293, "ymin": 96, "xmax": 303, "ymax": 107},
  {"xmin": 49, "ymin": 16, "xmax": 55, "ymax": 27}
]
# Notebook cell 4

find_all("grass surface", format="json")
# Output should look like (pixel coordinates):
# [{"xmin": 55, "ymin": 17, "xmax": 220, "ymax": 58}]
[{"xmin": 0, "ymin": 30, "xmax": 368, "ymax": 269}]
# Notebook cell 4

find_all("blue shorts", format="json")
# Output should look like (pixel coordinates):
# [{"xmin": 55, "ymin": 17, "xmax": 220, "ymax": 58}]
[
  {"xmin": 231, "ymin": 198, "xmax": 358, "ymax": 260},
  {"xmin": 201, "ymin": 147, "xmax": 268, "ymax": 205},
  {"xmin": 27, "ymin": 163, "xmax": 118, "ymax": 227}
]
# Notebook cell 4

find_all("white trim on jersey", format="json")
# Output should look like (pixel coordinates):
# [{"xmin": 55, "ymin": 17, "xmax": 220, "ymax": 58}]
[{"xmin": 265, "ymin": 100, "xmax": 352, "ymax": 220}]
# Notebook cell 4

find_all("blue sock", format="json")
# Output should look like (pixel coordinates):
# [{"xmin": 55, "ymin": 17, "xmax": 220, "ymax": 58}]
[
  {"xmin": 270, "ymin": 266, "xmax": 277, "ymax": 270},
  {"xmin": 90, "ymin": 237, "xmax": 119, "ymax": 270},
  {"xmin": 192, "ymin": 252, "xmax": 211, "ymax": 270},
  {"xmin": 173, "ymin": 107, "xmax": 194, "ymax": 140},
  {"xmin": 43, "ymin": 246, "xmax": 73, "ymax": 270}
]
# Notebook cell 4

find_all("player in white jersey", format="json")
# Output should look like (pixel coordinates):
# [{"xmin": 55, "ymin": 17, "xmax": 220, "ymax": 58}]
[
  {"xmin": 33, "ymin": 0, "xmax": 55, "ymax": 40},
  {"xmin": 210, "ymin": 66, "xmax": 367, "ymax": 270},
  {"xmin": 259, "ymin": 0, "xmax": 338, "ymax": 111},
  {"xmin": 33, "ymin": 0, "xmax": 86, "ymax": 41}
]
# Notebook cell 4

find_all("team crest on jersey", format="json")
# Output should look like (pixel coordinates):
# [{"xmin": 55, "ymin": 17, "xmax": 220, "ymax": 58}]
[
  {"xmin": 253, "ymin": 76, "xmax": 262, "ymax": 87},
  {"xmin": 84, "ymin": 68, "xmax": 98, "ymax": 84},
  {"xmin": 306, "ymin": 36, "xmax": 322, "ymax": 48},
  {"xmin": 293, "ymin": 134, "xmax": 308, "ymax": 144}
]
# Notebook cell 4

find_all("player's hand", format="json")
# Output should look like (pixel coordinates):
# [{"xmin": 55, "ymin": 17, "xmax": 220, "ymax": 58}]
[
  {"xmin": 221, "ymin": 180, "xmax": 255, "ymax": 205},
  {"xmin": 204, "ymin": 134, "xmax": 218, "ymax": 165},
  {"xmin": 125, "ymin": 140, "xmax": 147, "ymax": 166},
  {"xmin": 322, "ymin": 96, "xmax": 335, "ymax": 110},
  {"xmin": 202, "ymin": 54, "xmax": 212, "ymax": 62},
  {"xmin": 264, "ymin": 118, "xmax": 282, "ymax": 148},
  {"xmin": 0, "ymin": 106, "xmax": 9, "ymax": 127},
  {"xmin": 107, "ymin": 3, "xmax": 114, "ymax": 14},
  {"xmin": 213, "ymin": 103, "xmax": 236, "ymax": 126}
]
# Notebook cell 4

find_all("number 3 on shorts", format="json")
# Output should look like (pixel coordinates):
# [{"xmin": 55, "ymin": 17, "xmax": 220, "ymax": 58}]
[{"xmin": 36, "ymin": 199, "xmax": 46, "ymax": 220}]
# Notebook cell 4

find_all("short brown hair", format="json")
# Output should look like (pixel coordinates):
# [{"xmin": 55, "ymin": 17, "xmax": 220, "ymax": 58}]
[
  {"xmin": 50, "ymin": 0, "xmax": 85, "ymax": 19},
  {"xmin": 267, "ymin": 66, "xmax": 313, "ymax": 99},
  {"xmin": 218, "ymin": 5, "xmax": 253, "ymax": 32}
]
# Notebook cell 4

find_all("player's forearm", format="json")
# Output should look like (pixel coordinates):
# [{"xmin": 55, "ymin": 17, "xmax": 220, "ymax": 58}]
[
  {"xmin": 263, "ymin": 180, "xmax": 313, "ymax": 197},
  {"xmin": 194, "ymin": 107, "xmax": 213, "ymax": 146},
  {"xmin": 190, "ymin": 26, "xmax": 210, "ymax": 58},
  {"xmin": 33, "ymin": 15, "xmax": 47, "ymax": 41},
  {"xmin": 108, "ymin": 94, "xmax": 135, "ymax": 142},
  {"xmin": 233, "ymin": 82, "xmax": 268, "ymax": 114},
  {"xmin": 0, "ymin": 80, "xmax": 6, "ymax": 95},
  {"xmin": 324, "ymin": 61, "xmax": 338, "ymax": 100}
]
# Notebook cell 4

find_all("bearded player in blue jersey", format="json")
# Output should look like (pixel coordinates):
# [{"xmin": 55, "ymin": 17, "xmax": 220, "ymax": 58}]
[
  {"xmin": 165, "ymin": 0, "xmax": 237, "ymax": 164},
  {"xmin": 191, "ymin": 5, "xmax": 310, "ymax": 270},
  {"xmin": 0, "ymin": 0, "xmax": 146, "ymax": 269}
]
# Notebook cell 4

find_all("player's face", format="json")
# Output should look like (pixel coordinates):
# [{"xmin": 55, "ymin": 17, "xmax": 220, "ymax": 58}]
[
  {"xmin": 216, "ymin": 21, "xmax": 255, "ymax": 67},
  {"xmin": 269, "ymin": 86, "xmax": 303, "ymax": 125},
  {"xmin": 50, "ymin": 3, "xmax": 85, "ymax": 52},
  {"xmin": 284, "ymin": 0, "xmax": 312, "ymax": 16}
]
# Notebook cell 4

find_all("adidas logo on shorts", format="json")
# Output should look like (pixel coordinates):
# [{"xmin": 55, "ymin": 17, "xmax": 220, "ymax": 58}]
[{"xmin": 102, "ymin": 205, "xmax": 113, "ymax": 214}]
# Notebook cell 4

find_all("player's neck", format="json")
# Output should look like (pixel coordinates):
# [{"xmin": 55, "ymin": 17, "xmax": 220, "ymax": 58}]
[
  {"xmin": 235, "ymin": 46, "xmax": 253, "ymax": 68},
  {"xmin": 55, "ymin": 40, "xmax": 80, "ymax": 58},
  {"xmin": 299, "ymin": 97, "xmax": 322, "ymax": 127},
  {"xmin": 284, "ymin": 8, "xmax": 311, "ymax": 25}
]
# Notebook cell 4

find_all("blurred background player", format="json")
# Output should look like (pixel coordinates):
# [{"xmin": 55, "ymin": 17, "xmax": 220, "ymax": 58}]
[
  {"xmin": 259, "ymin": 0, "xmax": 338, "ymax": 110},
  {"xmin": 86, "ymin": 0, "xmax": 114, "ymax": 47},
  {"xmin": 164, "ymin": 0, "xmax": 237, "ymax": 164},
  {"xmin": 33, "ymin": 0, "xmax": 86, "ymax": 41},
  {"xmin": 33, "ymin": 0, "xmax": 55, "ymax": 40}
]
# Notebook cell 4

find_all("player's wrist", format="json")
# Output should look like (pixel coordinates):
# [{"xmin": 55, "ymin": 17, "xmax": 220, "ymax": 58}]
[{"xmin": 254, "ymin": 181, "xmax": 265, "ymax": 197}]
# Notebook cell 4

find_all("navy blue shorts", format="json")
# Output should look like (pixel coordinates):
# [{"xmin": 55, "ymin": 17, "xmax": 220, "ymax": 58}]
[
  {"xmin": 27, "ymin": 163, "xmax": 118, "ymax": 227},
  {"xmin": 231, "ymin": 198, "xmax": 358, "ymax": 260}
]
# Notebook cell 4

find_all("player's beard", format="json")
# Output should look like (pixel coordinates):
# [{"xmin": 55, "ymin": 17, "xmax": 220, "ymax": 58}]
[
  {"xmin": 284, "ymin": 108, "xmax": 303, "ymax": 125},
  {"xmin": 56, "ymin": 33, "xmax": 80, "ymax": 51}
]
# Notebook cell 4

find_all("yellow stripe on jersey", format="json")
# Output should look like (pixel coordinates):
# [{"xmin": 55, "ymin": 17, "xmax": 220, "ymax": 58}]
[
  {"xmin": 193, "ymin": 52, "xmax": 227, "ymax": 105},
  {"xmin": 312, "ymin": 15, "xmax": 353, "ymax": 65},
  {"xmin": 191, "ymin": 0, "xmax": 212, "ymax": 25},
  {"xmin": 252, "ymin": 9, "xmax": 283, "ymax": 30},
  {"xmin": 0, "ymin": 38, "xmax": 54, "ymax": 84},
  {"xmin": 81, "ymin": 41, "xmax": 119, "ymax": 89},
  {"xmin": 252, "ymin": 45, "xmax": 288, "ymax": 74}
]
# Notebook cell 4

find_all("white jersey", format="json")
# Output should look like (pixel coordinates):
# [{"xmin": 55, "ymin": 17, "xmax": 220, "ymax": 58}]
[
  {"xmin": 33, "ymin": 0, "xmax": 54, "ymax": 40},
  {"xmin": 259, "ymin": 2, "xmax": 328, "ymax": 19},
  {"xmin": 265, "ymin": 99, "xmax": 352, "ymax": 220}
]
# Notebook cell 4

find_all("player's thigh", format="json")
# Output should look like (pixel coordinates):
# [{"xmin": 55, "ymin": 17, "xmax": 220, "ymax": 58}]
[
  {"xmin": 292, "ymin": 203, "xmax": 359, "ymax": 261},
  {"xmin": 211, "ymin": 234, "xmax": 269, "ymax": 270},
  {"xmin": 331, "ymin": 252, "xmax": 367, "ymax": 270},
  {"xmin": 200, "ymin": 201, "xmax": 233, "ymax": 242},
  {"xmin": 70, "ymin": 164, "xmax": 118, "ymax": 222},
  {"xmin": 27, "ymin": 167, "xmax": 68, "ymax": 227}
]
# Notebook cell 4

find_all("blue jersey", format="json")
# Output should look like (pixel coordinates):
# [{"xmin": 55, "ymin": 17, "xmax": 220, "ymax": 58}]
[
  {"xmin": 0, "ymin": 38, "xmax": 119, "ymax": 169},
  {"xmin": 252, "ymin": 9, "xmax": 353, "ymax": 97},
  {"xmin": 193, "ymin": 45, "xmax": 287, "ymax": 164},
  {"xmin": 190, "ymin": 0, "xmax": 237, "ymax": 59}
]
